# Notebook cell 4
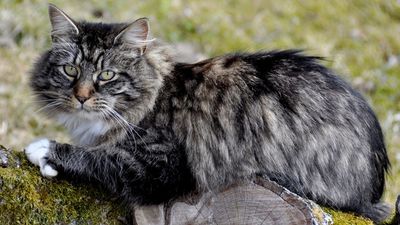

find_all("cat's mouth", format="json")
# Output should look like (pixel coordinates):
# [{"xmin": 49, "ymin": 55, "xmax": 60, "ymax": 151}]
[
  {"xmin": 61, "ymin": 96, "xmax": 117, "ymax": 121},
  {"xmin": 71, "ymin": 101, "xmax": 110, "ymax": 121},
  {"xmin": 72, "ymin": 97, "xmax": 95, "ymax": 112},
  {"xmin": 77, "ymin": 104, "xmax": 91, "ymax": 112},
  {"xmin": 71, "ymin": 104, "xmax": 91, "ymax": 114}
]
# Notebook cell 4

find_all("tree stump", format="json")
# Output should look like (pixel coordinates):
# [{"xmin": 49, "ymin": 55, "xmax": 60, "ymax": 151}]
[{"xmin": 133, "ymin": 178, "xmax": 333, "ymax": 225}]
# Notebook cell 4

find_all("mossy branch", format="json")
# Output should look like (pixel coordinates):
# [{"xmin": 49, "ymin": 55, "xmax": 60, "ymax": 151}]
[{"xmin": 0, "ymin": 145, "xmax": 127, "ymax": 225}]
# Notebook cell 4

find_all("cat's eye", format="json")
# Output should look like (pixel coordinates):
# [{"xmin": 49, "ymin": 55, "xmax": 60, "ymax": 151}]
[
  {"xmin": 98, "ymin": 70, "xmax": 116, "ymax": 81},
  {"xmin": 63, "ymin": 65, "xmax": 79, "ymax": 78}
]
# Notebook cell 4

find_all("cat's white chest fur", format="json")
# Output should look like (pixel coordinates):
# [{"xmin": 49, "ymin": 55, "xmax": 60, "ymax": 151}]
[{"xmin": 57, "ymin": 113, "xmax": 110, "ymax": 146}]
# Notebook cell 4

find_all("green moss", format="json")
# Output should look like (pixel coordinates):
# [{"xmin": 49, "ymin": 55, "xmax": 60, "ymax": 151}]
[
  {"xmin": 0, "ymin": 148, "xmax": 127, "ymax": 224},
  {"xmin": 323, "ymin": 208, "xmax": 374, "ymax": 225},
  {"xmin": 324, "ymin": 207, "xmax": 398, "ymax": 225}
]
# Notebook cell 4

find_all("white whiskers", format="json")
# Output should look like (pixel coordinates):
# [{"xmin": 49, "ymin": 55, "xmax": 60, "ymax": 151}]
[{"xmin": 99, "ymin": 103, "xmax": 147, "ymax": 150}]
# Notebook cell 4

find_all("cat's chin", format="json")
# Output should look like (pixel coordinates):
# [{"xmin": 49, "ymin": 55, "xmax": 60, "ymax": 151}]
[
  {"xmin": 55, "ymin": 111, "xmax": 108, "ymax": 127},
  {"xmin": 56, "ymin": 111, "xmax": 111, "ymax": 146},
  {"xmin": 74, "ymin": 109, "xmax": 100, "ymax": 119}
]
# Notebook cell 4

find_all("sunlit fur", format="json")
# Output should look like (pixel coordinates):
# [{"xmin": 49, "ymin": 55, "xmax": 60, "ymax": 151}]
[{"xmin": 30, "ymin": 5, "xmax": 391, "ymax": 223}]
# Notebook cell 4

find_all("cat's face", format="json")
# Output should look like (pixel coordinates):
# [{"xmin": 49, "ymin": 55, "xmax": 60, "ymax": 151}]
[{"xmin": 31, "ymin": 5, "xmax": 162, "ymax": 130}]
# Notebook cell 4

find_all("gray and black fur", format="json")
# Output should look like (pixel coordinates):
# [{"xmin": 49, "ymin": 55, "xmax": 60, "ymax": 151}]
[{"xmin": 30, "ymin": 4, "xmax": 391, "ymax": 223}]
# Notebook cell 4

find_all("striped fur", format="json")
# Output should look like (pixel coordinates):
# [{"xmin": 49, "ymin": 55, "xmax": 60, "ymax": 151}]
[{"xmin": 29, "ymin": 5, "xmax": 391, "ymax": 223}]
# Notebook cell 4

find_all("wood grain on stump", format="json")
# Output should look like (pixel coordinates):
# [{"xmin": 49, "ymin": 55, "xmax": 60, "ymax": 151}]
[{"xmin": 133, "ymin": 177, "xmax": 332, "ymax": 225}]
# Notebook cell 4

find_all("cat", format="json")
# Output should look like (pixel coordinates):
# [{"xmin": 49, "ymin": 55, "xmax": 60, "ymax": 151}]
[{"xmin": 26, "ymin": 4, "xmax": 391, "ymax": 223}]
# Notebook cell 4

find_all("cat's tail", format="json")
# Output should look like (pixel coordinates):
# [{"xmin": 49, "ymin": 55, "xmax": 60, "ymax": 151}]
[{"xmin": 359, "ymin": 201, "xmax": 392, "ymax": 224}]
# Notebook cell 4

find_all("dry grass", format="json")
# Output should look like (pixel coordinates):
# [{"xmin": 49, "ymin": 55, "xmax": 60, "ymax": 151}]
[{"xmin": 0, "ymin": 0, "xmax": 400, "ymax": 208}]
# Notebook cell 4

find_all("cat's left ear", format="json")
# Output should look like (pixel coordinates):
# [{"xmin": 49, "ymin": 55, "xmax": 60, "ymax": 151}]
[
  {"xmin": 48, "ymin": 4, "xmax": 79, "ymax": 42},
  {"xmin": 114, "ymin": 18, "xmax": 153, "ymax": 55}
]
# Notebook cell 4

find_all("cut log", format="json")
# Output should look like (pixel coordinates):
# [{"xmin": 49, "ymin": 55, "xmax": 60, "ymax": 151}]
[{"xmin": 133, "ymin": 177, "xmax": 333, "ymax": 225}]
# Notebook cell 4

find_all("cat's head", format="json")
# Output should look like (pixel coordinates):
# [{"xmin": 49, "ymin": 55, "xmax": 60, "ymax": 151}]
[{"xmin": 31, "ymin": 4, "xmax": 169, "ymax": 130}]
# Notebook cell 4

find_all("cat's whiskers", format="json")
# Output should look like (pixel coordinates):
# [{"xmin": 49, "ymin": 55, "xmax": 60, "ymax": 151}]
[
  {"xmin": 104, "ymin": 109, "xmax": 132, "ymax": 137},
  {"xmin": 96, "ymin": 109, "xmax": 126, "ymax": 144},
  {"xmin": 126, "ymin": 122, "xmax": 146, "ymax": 132},
  {"xmin": 32, "ymin": 99, "xmax": 57, "ymax": 105},
  {"xmin": 102, "ymin": 105, "xmax": 147, "ymax": 145},
  {"xmin": 35, "ymin": 101, "xmax": 64, "ymax": 114},
  {"xmin": 96, "ymin": 103, "xmax": 132, "ymax": 134},
  {"xmin": 31, "ymin": 97, "xmax": 65, "ymax": 104},
  {"xmin": 32, "ymin": 91, "xmax": 73, "ymax": 115},
  {"xmin": 99, "ymin": 106, "xmax": 138, "ymax": 150},
  {"xmin": 32, "ymin": 92, "xmax": 72, "ymax": 103},
  {"xmin": 100, "ymin": 104, "xmax": 149, "ymax": 150},
  {"xmin": 33, "ymin": 90, "xmax": 65, "ymax": 95}
]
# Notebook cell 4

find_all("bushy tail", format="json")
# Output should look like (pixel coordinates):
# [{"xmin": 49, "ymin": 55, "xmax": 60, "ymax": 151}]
[{"xmin": 359, "ymin": 202, "xmax": 392, "ymax": 224}]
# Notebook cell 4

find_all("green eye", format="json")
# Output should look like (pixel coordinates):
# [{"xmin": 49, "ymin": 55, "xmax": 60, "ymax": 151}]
[
  {"xmin": 98, "ymin": 70, "xmax": 116, "ymax": 81},
  {"xmin": 63, "ymin": 65, "xmax": 79, "ymax": 77}
]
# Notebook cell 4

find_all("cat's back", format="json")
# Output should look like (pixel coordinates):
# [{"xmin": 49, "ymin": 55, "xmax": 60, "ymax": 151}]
[
  {"xmin": 171, "ymin": 50, "xmax": 355, "ymax": 107},
  {"xmin": 167, "ymin": 50, "xmax": 389, "ymax": 223},
  {"xmin": 171, "ymin": 50, "xmax": 376, "ymax": 142},
  {"xmin": 171, "ymin": 50, "xmax": 381, "ymax": 144}
]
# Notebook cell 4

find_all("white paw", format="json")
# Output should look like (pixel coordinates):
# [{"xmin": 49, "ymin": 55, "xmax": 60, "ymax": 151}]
[
  {"xmin": 25, "ymin": 138, "xmax": 50, "ymax": 166},
  {"xmin": 25, "ymin": 138, "xmax": 58, "ymax": 178},
  {"xmin": 41, "ymin": 164, "xmax": 58, "ymax": 178}
]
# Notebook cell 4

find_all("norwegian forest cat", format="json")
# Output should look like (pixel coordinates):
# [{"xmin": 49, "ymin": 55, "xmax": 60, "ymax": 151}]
[{"xmin": 26, "ymin": 4, "xmax": 391, "ymax": 223}]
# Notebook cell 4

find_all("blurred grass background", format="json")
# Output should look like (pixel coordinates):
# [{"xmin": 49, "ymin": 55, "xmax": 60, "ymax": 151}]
[{"xmin": 0, "ymin": 0, "xmax": 399, "ymax": 207}]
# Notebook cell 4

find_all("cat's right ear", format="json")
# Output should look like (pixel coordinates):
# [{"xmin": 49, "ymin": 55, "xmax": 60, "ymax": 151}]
[
  {"xmin": 48, "ymin": 4, "xmax": 79, "ymax": 42},
  {"xmin": 114, "ymin": 18, "xmax": 153, "ymax": 55}
]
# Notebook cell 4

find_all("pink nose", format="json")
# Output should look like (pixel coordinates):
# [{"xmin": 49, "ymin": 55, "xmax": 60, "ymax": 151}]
[
  {"xmin": 75, "ymin": 95, "xmax": 89, "ymax": 104},
  {"xmin": 74, "ymin": 84, "xmax": 94, "ymax": 104}
]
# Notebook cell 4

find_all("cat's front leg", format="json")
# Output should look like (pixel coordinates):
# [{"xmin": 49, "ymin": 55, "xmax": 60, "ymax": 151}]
[
  {"xmin": 24, "ymin": 139, "xmax": 128, "ymax": 193},
  {"xmin": 24, "ymin": 135, "xmax": 195, "ymax": 206},
  {"xmin": 25, "ymin": 138, "xmax": 58, "ymax": 178}
]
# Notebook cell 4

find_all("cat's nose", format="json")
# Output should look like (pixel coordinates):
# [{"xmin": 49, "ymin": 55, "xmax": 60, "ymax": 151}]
[
  {"xmin": 73, "ymin": 84, "xmax": 94, "ymax": 104},
  {"xmin": 75, "ymin": 95, "xmax": 89, "ymax": 104}
]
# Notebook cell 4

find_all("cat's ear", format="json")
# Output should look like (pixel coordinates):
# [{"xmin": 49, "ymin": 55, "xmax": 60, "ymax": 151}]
[
  {"xmin": 48, "ymin": 4, "xmax": 79, "ymax": 42},
  {"xmin": 114, "ymin": 18, "xmax": 153, "ymax": 55}
]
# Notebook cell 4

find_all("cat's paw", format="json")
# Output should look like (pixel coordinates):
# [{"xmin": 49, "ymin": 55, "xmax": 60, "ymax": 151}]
[
  {"xmin": 40, "ymin": 164, "xmax": 58, "ymax": 178},
  {"xmin": 25, "ymin": 139, "xmax": 58, "ymax": 178},
  {"xmin": 25, "ymin": 139, "xmax": 50, "ymax": 166}
]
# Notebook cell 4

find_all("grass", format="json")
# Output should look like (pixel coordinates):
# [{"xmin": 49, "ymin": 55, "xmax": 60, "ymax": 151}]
[{"xmin": 0, "ymin": 0, "xmax": 399, "ymax": 223}]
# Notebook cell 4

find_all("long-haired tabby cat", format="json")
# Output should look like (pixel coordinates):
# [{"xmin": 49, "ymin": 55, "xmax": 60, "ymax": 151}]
[{"xmin": 26, "ymin": 4, "xmax": 391, "ymax": 223}]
